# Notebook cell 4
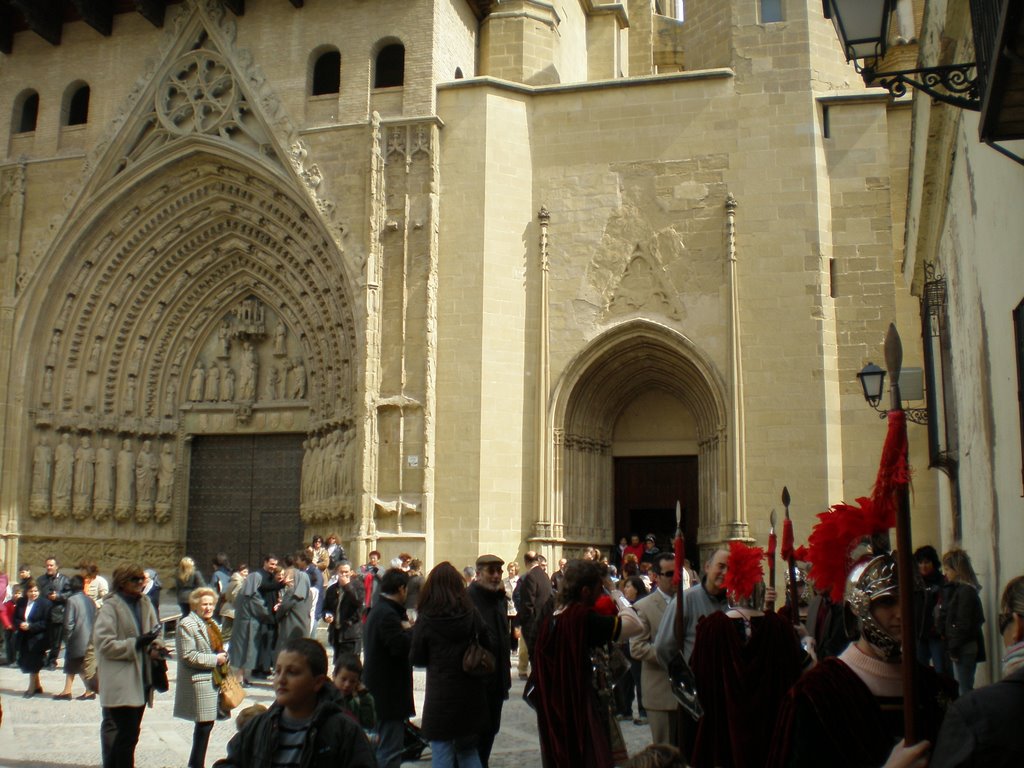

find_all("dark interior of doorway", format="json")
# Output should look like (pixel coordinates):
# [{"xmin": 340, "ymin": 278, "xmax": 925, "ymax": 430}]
[
  {"xmin": 614, "ymin": 455, "xmax": 699, "ymax": 568},
  {"xmin": 186, "ymin": 434, "xmax": 304, "ymax": 575}
]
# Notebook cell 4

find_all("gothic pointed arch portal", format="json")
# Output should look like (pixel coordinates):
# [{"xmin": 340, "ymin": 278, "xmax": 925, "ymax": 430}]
[
  {"xmin": 542, "ymin": 320, "xmax": 729, "ymax": 559},
  {"xmin": 21, "ymin": 149, "xmax": 361, "ymax": 571}
]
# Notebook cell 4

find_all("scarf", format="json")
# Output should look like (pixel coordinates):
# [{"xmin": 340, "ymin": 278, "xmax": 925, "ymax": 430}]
[
  {"xmin": 204, "ymin": 617, "xmax": 224, "ymax": 652},
  {"xmin": 1002, "ymin": 639, "xmax": 1024, "ymax": 677}
]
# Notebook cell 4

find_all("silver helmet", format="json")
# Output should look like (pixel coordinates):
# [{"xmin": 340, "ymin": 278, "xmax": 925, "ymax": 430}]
[{"xmin": 845, "ymin": 552, "xmax": 900, "ymax": 661}]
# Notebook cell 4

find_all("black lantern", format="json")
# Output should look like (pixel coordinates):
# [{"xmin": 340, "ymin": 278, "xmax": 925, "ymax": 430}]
[
  {"xmin": 823, "ymin": 0, "xmax": 891, "ymax": 63},
  {"xmin": 857, "ymin": 362, "xmax": 886, "ymax": 408}
]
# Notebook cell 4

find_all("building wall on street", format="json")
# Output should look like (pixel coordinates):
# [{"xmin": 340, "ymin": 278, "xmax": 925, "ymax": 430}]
[{"xmin": 0, "ymin": 0, "xmax": 933, "ymax": 579}]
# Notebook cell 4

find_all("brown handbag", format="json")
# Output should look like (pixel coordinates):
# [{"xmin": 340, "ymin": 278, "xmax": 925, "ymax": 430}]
[
  {"xmin": 462, "ymin": 632, "xmax": 496, "ymax": 677},
  {"xmin": 218, "ymin": 668, "xmax": 246, "ymax": 711}
]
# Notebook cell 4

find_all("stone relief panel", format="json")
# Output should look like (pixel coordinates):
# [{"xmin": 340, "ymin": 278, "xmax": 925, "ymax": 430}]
[
  {"xmin": 300, "ymin": 427, "xmax": 357, "ymax": 524},
  {"xmin": 28, "ymin": 428, "xmax": 182, "ymax": 531}
]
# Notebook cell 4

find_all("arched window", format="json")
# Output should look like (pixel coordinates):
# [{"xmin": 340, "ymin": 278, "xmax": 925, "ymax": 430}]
[
  {"xmin": 15, "ymin": 90, "xmax": 39, "ymax": 133},
  {"xmin": 66, "ymin": 84, "xmax": 90, "ymax": 126},
  {"xmin": 455, "ymin": 67, "xmax": 464, "ymax": 80},
  {"xmin": 375, "ymin": 43, "xmax": 405, "ymax": 88},
  {"xmin": 311, "ymin": 50, "xmax": 341, "ymax": 95}
]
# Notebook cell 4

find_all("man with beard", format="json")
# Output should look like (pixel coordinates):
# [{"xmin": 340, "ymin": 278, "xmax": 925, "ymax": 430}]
[{"xmin": 468, "ymin": 554, "xmax": 512, "ymax": 767}]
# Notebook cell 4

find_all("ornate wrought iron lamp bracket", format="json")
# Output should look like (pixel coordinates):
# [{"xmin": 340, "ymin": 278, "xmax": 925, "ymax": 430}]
[{"xmin": 857, "ymin": 61, "xmax": 981, "ymax": 112}]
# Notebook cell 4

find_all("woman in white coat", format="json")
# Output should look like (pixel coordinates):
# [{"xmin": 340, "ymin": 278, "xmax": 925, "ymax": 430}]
[{"xmin": 175, "ymin": 587, "xmax": 228, "ymax": 768}]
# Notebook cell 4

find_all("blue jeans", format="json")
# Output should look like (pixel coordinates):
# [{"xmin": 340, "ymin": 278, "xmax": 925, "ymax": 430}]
[
  {"xmin": 431, "ymin": 740, "xmax": 483, "ymax": 768},
  {"xmin": 376, "ymin": 719, "xmax": 406, "ymax": 768},
  {"xmin": 952, "ymin": 648, "xmax": 978, "ymax": 695},
  {"xmin": 917, "ymin": 636, "xmax": 949, "ymax": 676}
]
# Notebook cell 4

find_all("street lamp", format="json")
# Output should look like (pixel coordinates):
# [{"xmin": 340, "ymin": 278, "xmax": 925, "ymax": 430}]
[
  {"xmin": 822, "ymin": 0, "xmax": 980, "ymax": 111},
  {"xmin": 856, "ymin": 362, "xmax": 886, "ymax": 408},
  {"xmin": 857, "ymin": 360, "xmax": 928, "ymax": 425}
]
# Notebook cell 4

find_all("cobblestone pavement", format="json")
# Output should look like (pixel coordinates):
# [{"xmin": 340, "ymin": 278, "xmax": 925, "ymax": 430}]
[{"xmin": 0, "ymin": 648, "xmax": 655, "ymax": 767}]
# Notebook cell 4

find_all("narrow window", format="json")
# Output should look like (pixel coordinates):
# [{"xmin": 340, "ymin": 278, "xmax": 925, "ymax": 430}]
[
  {"xmin": 312, "ymin": 50, "xmax": 341, "ymax": 95},
  {"xmin": 375, "ymin": 44, "xmax": 405, "ymax": 88},
  {"xmin": 67, "ymin": 84, "xmax": 90, "ymax": 126},
  {"xmin": 18, "ymin": 91, "xmax": 39, "ymax": 133},
  {"xmin": 761, "ymin": 0, "xmax": 783, "ymax": 23},
  {"xmin": 822, "ymin": 104, "xmax": 831, "ymax": 139},
  {"xmin": 829, "ymin": 258, "xmax": 838, "ymax": 298}
]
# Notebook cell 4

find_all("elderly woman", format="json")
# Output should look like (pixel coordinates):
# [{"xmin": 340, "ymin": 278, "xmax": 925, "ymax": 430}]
[
  {"xmin": 94, "ymin": 563, "xmax": 165, "ymax": 767},
  {"xmin": 54, "ymin": 575, "xmax": 97, "ymax": 700},
  {"xmin": 175, "ymin": 587, "xmax": 229, "ymax": 768}
]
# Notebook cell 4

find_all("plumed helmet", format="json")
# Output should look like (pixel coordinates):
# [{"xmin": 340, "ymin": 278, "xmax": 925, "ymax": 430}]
[{"xmin": 845, "ymin": 552, "xmax": 900, "ymax": 661}]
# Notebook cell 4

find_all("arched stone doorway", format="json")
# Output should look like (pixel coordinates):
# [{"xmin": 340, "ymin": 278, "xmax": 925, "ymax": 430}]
[
  {"xmin": 542, "ymin": 320, "xmax": 729, "ymax": 562},
  {"xmin": 15, "ymin": 148, "xmax": 361, "ymax": 575}
]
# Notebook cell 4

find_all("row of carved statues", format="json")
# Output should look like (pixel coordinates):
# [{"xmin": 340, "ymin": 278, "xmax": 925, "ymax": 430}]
[
  {"xmin": 187, "ymin": 351, "xmax": 307, "ymax": 403},
  {"xmin": 30, "ymin": 432, "xmax": 176, "ymax": 525},
  {"xmin": 300, "ymin": 428, "xmax": 357, "ymax": 521}
]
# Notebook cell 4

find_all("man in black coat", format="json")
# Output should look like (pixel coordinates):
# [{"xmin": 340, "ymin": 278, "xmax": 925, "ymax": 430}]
[
  {"xmin": 468, "ymin": 554, "xmax": 513, "ymax": 768},
  {"xmin": 36, "ymin": 556, "xmax": 70, "ymax": 668},
  {"xmin": 323, "ymin": 560, "xmax": 364, "ymax": 661},
  {"xmin": 362, "ymin": 568, "xmax": 413, "ymax": 768},
  {"xmin": 518, "ymin": 551, "xmax": 552, "ymax": 658}
]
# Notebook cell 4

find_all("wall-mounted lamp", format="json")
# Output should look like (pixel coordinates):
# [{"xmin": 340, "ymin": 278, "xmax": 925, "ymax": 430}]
[
  {"xmin": 857, "ymin": 360, "xmax": 929, "ymax": 425},
  {"xmin": 823, "ymin": 0, "xmax": 980, "ymax": 111}
]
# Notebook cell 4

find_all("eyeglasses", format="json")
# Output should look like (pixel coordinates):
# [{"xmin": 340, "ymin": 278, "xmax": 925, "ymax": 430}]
[{"xmin": 999, "ymin": 611, "xmax": 1019, "ymax": 634}]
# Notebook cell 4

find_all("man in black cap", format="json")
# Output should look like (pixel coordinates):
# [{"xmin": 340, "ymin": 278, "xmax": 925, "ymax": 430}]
[{"xmin": 468, "ymin": 554, "xmax": 512, "ymax": 767}]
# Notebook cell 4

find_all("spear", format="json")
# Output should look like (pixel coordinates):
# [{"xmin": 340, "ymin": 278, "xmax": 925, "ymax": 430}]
[
  {"xmin": 781, "ymin": 487, "xmax": 799, "ymax": 626},
  {"xmin": 766, "ymin": 509, "xmax": 777, "ymax": 611}
]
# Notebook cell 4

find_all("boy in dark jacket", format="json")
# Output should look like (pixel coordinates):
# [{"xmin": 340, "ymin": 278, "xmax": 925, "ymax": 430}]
[{"xmin": 213, "ymin": 637, "xmax": 375, "ymax": 768}]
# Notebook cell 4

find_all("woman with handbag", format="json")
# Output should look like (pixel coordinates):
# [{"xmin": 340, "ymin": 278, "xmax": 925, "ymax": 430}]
[
  {"xmin": 410, "ymin": 561, "xmax": 494, "ymax": 768},
  {"xmin": 174, "ymin": 587, "xmax": 229, "ymax": 768}
]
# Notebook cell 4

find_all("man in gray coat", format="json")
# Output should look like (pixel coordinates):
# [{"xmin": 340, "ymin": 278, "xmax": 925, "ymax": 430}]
[
  {"xmin": 93, "ymin": 563, "xmax": 165, "ymax": 768},
  {"xmin": 228, "ymin": 554, "xmax": 281, "ymax": 685}
]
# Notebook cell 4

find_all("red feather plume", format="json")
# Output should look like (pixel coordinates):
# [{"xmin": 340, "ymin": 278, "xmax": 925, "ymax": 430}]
[
  {"xmin": 725, "ymin": 540, "xmax": 765, "ymax": 602},
  {"xmin": 805, "ymin": 496, "xmax": 887, "ymax": 603}
]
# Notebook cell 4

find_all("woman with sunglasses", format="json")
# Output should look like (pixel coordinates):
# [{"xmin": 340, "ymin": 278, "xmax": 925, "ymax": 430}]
[
  {"xmin": 930, "ymin": 575, "xmax": 1024, "ymax": 767},
  {"xmin": 94, "ymin": 563, "xmax": 166, "ymax": 767}
]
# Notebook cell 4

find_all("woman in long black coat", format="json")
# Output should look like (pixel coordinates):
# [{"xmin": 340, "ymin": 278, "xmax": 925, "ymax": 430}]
[
  {"xmin": 410, "ymin": 562, "xmax": 492, "ymax": 768},
  {"xmin": 14, "ymin": 579, "xmax": 52, "ymax": 696}
]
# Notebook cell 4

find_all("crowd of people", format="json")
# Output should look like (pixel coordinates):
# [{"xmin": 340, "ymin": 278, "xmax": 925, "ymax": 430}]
[{"xmin": 0, "ymin": 527, "xmax": 1021, "ymax": 768}]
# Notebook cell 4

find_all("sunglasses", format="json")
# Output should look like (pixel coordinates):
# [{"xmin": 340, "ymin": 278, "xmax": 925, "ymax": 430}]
[{"xmin": 999, "ymin": 611, "xmax": 1019, "ymax": 634}]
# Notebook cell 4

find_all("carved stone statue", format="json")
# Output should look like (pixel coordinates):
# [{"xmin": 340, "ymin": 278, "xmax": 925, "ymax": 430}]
[
  {"xmin": 93, "ymin": 437, "xmax": 114, "ymax": 521},
  {"xmin": 114, "ymin": 438, "xmax": 135, "ymax": 522},
  {"xmin": 52, "ymin": 432, "xmax": 74, "ymax": 518},
  {"xmin": 155, "ymin": 443, "xmax": 175, "ymax": 523},
  {"xmin": 220, "ymin": 366, "xmax": 235, "ymax": 402},
  {"xmin": 331, "ymin": 429, "xmax": 344, "ymax": 500},
  {"xmin": 239, "ymin": 342, "xmax": 258, "ymax": 401},
  {"xmin": 41, "ymin": 368, "xmax": 54, "ymax": 406},
  {"xmin": 135, "ymin": 440, "xmax": 156, "ymax": 522},
  {"xmin": 72, "ymin": 436, "xmax": 95, "ymax": 520},
  {"xmin": 265, "ymin": 364, "xmax": 280, "ymax": 400},
  {"xmin": 218, "ymin": 320, "xmax": 231, "ymax": 358},
  {"xmin": 204, "ymin": 363, "xmax": 220, "ymax": 402},
  {"xmin": 308, "ymin": 436, "xmax": 322, "ymax": 507},
  {"xmin": 274, "ymin": 320, "xmax": 287, "ymax": 356},
  {"xmin": 189, "ymin": 361, "xmax": 205, "ymax": 401},
  {"xmin": 45, "ymin": 330, "xmax": 61, "ymax": 369},
  {"xmin": 124, "ymin": 375, "xmax": 137, "ymax": 413},
  {"xmin": 341, "ymin": 428, "xmax": 356, "ymax": 502},
  {"xmin": 87, "ymin": 337, "xmax": 102, "ymax": 373},
  {"xmin": 163, "ymin": 379, "xmax": 177, "ymax": 417},
  {"xmin": 30, "ymin": 436, "xmax": 53, "ymax": 517},
  {"xmin": 288, "ymin": 358, "xmax": 306, "ymax": 399}
]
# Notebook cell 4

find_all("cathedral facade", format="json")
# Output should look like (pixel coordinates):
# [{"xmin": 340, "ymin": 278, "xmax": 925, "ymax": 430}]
[{"xmin": 0, "ymin": 0, "xmax": 934, "ymax": 577}]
